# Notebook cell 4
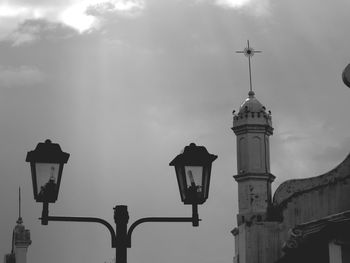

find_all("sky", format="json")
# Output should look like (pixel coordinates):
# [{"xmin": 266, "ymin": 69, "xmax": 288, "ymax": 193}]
[{"xmin": 0, "ymin": 0, "xmax": 350, "ymax": 263}]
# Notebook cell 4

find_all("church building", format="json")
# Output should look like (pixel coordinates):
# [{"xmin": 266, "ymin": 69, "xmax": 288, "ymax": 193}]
[{"xmin": 231, "ymin": 42, "xmax": 350, "ymax": 263}]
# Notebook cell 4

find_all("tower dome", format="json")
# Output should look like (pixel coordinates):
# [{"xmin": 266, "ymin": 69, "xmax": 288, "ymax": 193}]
[
  {"xmin": 238, "ymin": 91, "xmax": 266, "ymax": 114},
  {"xmin": 233, "ymin": 91, "xmax": 273, "ymax": 131}
]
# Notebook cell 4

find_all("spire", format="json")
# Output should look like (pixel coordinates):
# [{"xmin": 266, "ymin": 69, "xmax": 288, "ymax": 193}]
[
  {"xmin": 236, "ymin": 40, "xmax": 262, "ymax": 94},
  {"xmin": 16, "ymin": 187, "xmax": 23, "ymax": 225}
]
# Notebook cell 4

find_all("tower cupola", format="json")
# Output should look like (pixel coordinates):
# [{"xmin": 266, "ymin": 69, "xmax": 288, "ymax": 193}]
[
  {"xmin": 239, "ymin": 90, "xmax": 265, "ymax": 113},
  {"xmin": 233, "ymin": 91, "xmax": 272, "ymax": 134}
]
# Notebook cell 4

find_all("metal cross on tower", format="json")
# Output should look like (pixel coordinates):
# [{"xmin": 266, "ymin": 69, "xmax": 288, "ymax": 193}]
[{"xmin": 236, "ymin": 40, "xmax": 262, "ymax": 93}]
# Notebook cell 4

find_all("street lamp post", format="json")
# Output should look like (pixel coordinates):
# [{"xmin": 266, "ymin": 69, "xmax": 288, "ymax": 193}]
[{"xmin": 26, "ymin": 140, "xmax": 217, "ymax": 263}]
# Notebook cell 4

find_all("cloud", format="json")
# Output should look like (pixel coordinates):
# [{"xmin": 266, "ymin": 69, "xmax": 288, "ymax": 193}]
[
  {"xmin": 271, "ymin": 115, "xmax": 350, "ymax": 184},
  {"xmin": 0, "ymin": 0, "xmax": 146, "ymax": 43},
  {"xmin": 0, "ymin": 3, "xmax": 69, "ymax": 44},
  {"xmin": 60, "ymin": 0, "xmax": 145, "ymax": 32},
  {"xmin": 86, "ymin": 0, "xmax": 145, "ymax": 18},
  {"xmin": 0, "ymin": 66, "xmax": 45, "ymax": 88},
  {"xmin": 313, "ymin": 137, "xmax": 350, "ymax": 165},
  {"xmin": 81, "ymin": 0, "xmax": 145, "ymax": 30},
  {"xmin": 8, "ymin": 19, "xmax": 77, "ymax": 46}
]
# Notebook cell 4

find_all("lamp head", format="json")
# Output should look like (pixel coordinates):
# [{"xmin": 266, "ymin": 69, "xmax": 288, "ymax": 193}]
[
  {"xmin": 26, "ymin": 140, "xmax": 69, "ymax": 203},
  {"xmin": 170, "ymin": 143, "xmax": 217, "ymax": 205}
]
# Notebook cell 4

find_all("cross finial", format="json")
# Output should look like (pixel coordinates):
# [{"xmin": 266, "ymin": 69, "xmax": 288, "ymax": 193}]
[{"xmin": 236, "ymin": 40, "xmax": 262, "ymax": 94}]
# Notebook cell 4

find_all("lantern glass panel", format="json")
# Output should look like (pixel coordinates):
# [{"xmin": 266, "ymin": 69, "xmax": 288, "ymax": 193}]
[
  {"xmin": 175, "ymin": 166, "xmax": 186, "ymax": 201},
  {"xmin": 35, "ymin": 163, "xmax": 59, "ymax": 200},
  {"xmin": 202, "ymin": 165, "xmax": 211, "ymax": 199},
  {"xmin": 184, "ymin": 166, "xmax": 204, "ymax": 203},
  {"xmin": 184, "ymin": 166, "xmax": 203, "ymax": 191}
]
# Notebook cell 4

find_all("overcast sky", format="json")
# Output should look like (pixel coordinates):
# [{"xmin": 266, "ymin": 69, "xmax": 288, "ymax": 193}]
[{"xmin": 0, "ymin": 0, "xmax": 350, "ymax": 263}]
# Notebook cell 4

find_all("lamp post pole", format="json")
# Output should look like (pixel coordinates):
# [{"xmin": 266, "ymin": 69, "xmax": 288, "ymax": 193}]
[{"xmin": 114, "ymin": 205, "xmax": 128, "ymax": 263}]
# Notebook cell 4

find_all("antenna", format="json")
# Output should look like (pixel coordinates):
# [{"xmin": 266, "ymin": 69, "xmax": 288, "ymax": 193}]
[{"xmin": 236, "ymin": 40, "xmax": 262, "ymax": 93}]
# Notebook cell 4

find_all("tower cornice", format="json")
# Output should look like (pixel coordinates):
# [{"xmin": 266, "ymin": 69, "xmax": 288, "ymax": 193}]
[
  {"xmin": 234, "ymin": 172, "xmax": 275, "ymax": 183},
  {"xmin": 232, "ymin": 124, "xmax": 273, "ymax": 135}
]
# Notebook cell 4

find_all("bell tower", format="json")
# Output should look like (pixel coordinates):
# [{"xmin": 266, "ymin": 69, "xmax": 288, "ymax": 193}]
[
  {"xmin": 232, "ymin": 90, "xmax": 274, "ymax": 224},
  {"xmin": 232, "ymin": 41, "xmax": 278, "ymax": 263},
  {"xmin": 233, "ymin": 41, "xmax": 275, "ymax": 225}
]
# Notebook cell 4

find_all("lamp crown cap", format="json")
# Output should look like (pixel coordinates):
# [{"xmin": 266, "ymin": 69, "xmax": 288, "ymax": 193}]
[
  {"xmin": 169, "ymin": 143, "xmax": 217, "ymax": 166},
  {"xmin": 26, "ymin": 139, "xmax": 70, "ymax": 163}
]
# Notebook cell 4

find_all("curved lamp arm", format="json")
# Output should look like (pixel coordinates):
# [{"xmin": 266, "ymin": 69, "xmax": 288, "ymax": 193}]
[
  {"xmin": 40, "ymin": 202, "xmax": 117, "ymax": 247},
  {"xmin": 40, "ymin": 202, "xmax": 199, "ymax": 250},
  {"xmin": 126, "ymin": 203, "xmax": 199, "ymax": 247}
]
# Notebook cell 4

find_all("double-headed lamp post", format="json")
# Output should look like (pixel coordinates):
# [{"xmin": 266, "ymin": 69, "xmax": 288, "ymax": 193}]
[{"xmin": 26, "ymin": 140, "xmax": 217, "ymax": 263}]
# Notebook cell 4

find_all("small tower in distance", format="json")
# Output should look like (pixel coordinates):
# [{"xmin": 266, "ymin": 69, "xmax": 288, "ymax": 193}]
[
  {"xmin": 233, "ymin": 41, "xmax": 275, "ymax": 225},
  {"xmin": 4, "ymin": 188, "xmax": 31, "ymax": 263}
]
